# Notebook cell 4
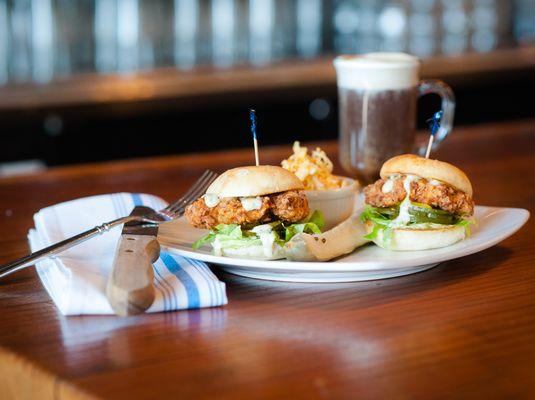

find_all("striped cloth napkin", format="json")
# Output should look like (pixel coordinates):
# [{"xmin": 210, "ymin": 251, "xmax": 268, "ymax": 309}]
[{"xmin": 27, "ymin": 193, "xmax": 227, "ymax": 316}]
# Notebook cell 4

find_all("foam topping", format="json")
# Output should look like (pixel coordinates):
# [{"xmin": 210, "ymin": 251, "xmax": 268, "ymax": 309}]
[{"xmin": 334, "ymin": 52, "xmax": 420, "ymax": 90}]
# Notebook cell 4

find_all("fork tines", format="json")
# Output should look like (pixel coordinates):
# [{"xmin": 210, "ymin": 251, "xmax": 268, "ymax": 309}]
[{"xmin": 164, "ymin": 170, "xmax": 218, "ymax": 218}]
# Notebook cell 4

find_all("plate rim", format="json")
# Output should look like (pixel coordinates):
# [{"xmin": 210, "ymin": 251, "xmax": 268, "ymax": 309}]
[{"xmin": 162, "ymin": 205, "xmax": 529, "ymax": 272}]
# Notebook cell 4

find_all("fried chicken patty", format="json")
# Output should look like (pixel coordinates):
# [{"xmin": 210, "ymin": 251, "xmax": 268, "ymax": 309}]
[
  {"xmin": 364, "ymin": 177, "xmax": 474, "ymax": 216},
  {"xmin": 270, "ymin": 190, "xmax": 309, "ymax": 221},
  {"xmin": 185, "ymin": 190, "xmax": 309, "ymax": 229}
]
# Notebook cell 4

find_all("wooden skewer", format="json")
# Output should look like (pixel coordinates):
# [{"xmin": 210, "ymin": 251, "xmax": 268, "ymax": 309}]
[
  {"xmin": 424, "ymin": 135, "xmax": 434, "ymax": 159},
  {"xmin": 424, "ymin": 110, "xmax": 442, "ymax": 159},
  {"xmin": 253, "ymin": 137, "xmax": 259, "ymax": 166},
  {"xmin": 250, "ymin": 109, "xmax": 259, "ymax": 166}
]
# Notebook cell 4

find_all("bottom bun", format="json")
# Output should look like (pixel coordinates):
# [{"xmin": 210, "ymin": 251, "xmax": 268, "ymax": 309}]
[
  {"xmin": 364, "ymin": 221, "xmax": 466, "ymax": 251},
  {"xmin": 215, "ymin": 243, "xmax": 285, "ymax": 260}
]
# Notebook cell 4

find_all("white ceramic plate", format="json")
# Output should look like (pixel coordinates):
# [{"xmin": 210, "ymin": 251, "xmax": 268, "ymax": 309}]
[{"xmin": 160, "ymin": 206, "xmax": 529, "ymax": 282}]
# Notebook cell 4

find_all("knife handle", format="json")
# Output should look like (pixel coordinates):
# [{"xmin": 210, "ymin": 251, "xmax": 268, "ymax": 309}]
[{"xmin": 106, "ymin": 234, "xmax": 160, "ymax": 316}]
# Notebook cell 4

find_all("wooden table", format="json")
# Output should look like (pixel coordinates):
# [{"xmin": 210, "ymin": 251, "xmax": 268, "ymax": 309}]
[{"xmin": 0, "ymin": 120, "xmax": 533, "ymax": 399}]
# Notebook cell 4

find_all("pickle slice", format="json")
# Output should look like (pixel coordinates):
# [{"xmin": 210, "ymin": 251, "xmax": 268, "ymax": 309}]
[
  {"xmin": 409, "ymin": 204, "xmax": 458, "ymax": 224},
  {"xmin": 375, "ymin": 206, "xmax": 399, "ymax": 218},
  {"xmin": 365, "ymin": 203, "xmax": 459, "ymax": 225}
]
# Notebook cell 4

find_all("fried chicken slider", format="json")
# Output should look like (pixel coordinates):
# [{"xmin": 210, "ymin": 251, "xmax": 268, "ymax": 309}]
[
  {"xmin": 186, "ymin": 165, "xmax": 323, "ymax": 259},
  {"xmin": 361, "ymin": 154, "xmax": 475, "ymax": 251}
]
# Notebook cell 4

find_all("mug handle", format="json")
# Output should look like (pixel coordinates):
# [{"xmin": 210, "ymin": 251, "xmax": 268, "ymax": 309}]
[{"xmin": 417, "ymin": 80, "xmax": 456, "ymax": 156}]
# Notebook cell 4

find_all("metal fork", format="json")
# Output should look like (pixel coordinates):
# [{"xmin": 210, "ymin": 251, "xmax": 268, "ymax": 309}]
[{"xmin": 0, "ymin": 170, "xmax": 218, "ymax": 279}]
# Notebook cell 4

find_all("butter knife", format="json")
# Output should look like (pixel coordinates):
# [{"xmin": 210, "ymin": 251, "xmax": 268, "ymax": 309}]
[{"xmin": 106, "ymin": 206, "xmax": 160, "ymax": 316}]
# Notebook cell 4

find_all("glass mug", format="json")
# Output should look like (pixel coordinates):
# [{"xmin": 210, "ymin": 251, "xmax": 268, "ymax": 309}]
[{"xmin": 334, "ymin": 53, "xmax": 455, "ymax": 184}]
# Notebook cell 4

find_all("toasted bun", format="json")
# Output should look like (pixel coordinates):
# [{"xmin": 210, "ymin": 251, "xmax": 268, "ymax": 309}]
[
  {"xmin": 380, "ymin": 154, "xmax": 473, "ymax": 197},
  {"xmin": 206, "ymin": 165, "xmax": 304, "ymax": 197},
  {"xmin": 364, "ymin": 220, "xmax": 466, "ymax": 251}
]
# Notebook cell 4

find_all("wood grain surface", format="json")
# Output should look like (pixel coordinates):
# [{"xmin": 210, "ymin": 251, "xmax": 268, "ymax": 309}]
[{"xmin": 0, "ymin": 120, "xmax": 533, "ymax": 399}]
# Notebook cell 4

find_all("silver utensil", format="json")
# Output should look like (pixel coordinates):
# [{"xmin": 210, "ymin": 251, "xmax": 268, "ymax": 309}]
[{"xmin": 0, "ymin": 170, "xmax": 217, "ymax": 279}]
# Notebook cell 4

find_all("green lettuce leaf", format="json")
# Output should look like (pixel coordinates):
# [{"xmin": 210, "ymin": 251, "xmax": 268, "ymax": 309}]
[
  {"xmin": 307, "ymin": 210, "xmax": 325, "ymax": 230},
  {"xmin": 455, "ymin": 217, "xmax": 475, "ymax": 236},
  {"xmin": 192, "ymin": 224, "xmax": 242, "ymax": 249},
  {"xmin": 360, "ymin": 204, "xmax": 474, "ymax": 241},
  {"xmin": 192, "ymin": 233, "xmax": 216, "ymax": 249},
  {"xmin": 363, "ymin": 222, "xmax": 381, "ymax": 240},
  {"xmin": 283, "ymin": 210, "xmax": 324, "ymax": 242},
  {"xmin": 216, "ymin": 224, "xmax": 241, "ymax": 237},
  {"xmin": 192, "ymin": 210, "xmax": 325, "ymax": 249}
]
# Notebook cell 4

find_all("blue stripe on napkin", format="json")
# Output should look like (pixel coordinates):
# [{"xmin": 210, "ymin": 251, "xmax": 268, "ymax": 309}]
[
  {"xmin": 190, "ymin": 258, "xmax": 218, "ymax": 305},
  {"xmin": 152, "ymin": 265, "xmax": 169, "ymax": 309},
  {"xmin": 131, "ymin": 193, "xmax": 143, "ymax": 206},
  {"xmin": 192, "ymin": 258, "xmax": 215, "ymax": 303},
  {"xmin": 160, "ymin": 252, "xmax": 201, "ymax": 309}
]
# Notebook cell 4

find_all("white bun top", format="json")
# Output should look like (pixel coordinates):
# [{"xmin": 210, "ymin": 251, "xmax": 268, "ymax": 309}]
[
  {"xmin": 206, "ymin": 165, "xmax": 304, "ymax": 198},
  {"xmin": 380, "ymin": 154, "xmax": 473, "ymax": 197},
  {"xmin": 334, "ymin": 52, "xmax": 420, "ymax": 90}
]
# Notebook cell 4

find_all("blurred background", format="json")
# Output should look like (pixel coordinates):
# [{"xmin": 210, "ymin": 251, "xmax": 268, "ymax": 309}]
[{"xmin": 0, "ymin": 0, "xmax": 534, "ymax": 175}]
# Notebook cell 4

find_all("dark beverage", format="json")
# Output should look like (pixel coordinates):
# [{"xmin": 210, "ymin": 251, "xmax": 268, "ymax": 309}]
[
  {"xmin": 338, "ymin": 87, "xmax": 418, "ymax": 183},
  {"xmin": 334, "ymin": 53, "xmax": 455, "ymax": 184}
]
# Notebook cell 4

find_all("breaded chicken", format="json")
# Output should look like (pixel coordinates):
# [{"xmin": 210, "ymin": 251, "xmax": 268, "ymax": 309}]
[
  {"xmin": 215, "ymin": 197, "xmax": 271, "ymax": 226},
  {"xmin": 185, "ymin": 190, "xmax": 309, "ymax": 229},
  {"xmin": 364, "ymin": 177, "xmax": 474, "ymax": 216},
  {"xmin": 184, "ymin": 197, "xmax": 219, "ymax": 230},
  {"xmin": 271, "ymin": 190, "xmax": 309, "ymax": 222}
]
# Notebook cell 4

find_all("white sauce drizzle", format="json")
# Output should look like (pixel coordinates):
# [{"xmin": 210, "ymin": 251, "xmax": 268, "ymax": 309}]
[
  {"xmin": 260, "ymin": 232, "xmax": 276, "ymax": 257},
  {"xmin": 390, "ymin": 174, "xmax": 420, "ymax": 227},
  {"xmin": 382, "ymin": 179, "xmax": 394, "ymax": 193},
  {"xmin": 251, "ymin": 224, "xmax": 273, "ymax": 235},
  {"xmin": 213, "ymin": 236, "xmax": 222, "ymax": 256},
  {"xmin": 252, "ymin": 224, "xmax": 277, "ymax": 258},
  {"xmin": 202, "ymin": 193, "xmax": 220, "ymax": 208},
  {"xmin": 428, "ymin": 179, "xmax": 442, "ymax": 186},
  {"xmin": 213, "ymin": 223, "xmax": 285, "ymax": 259},
  {"xmin": 382, "ymin": 174, "xmax": 401, "ymax": 193},
  {"xmin": 240, "ymin": 196, "xmax": 263, "ymax": 211}
]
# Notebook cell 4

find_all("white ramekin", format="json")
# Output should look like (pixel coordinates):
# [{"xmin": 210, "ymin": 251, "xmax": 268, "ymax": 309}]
[{"xmin": 305, "ymin": 177, "xmax": 358, "ymax": 230}]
